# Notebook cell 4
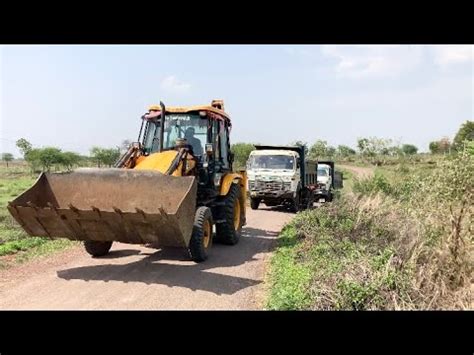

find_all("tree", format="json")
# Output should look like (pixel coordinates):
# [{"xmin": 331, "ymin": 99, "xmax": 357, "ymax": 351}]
[
  {"xmin": 429, "ymin": 141, "xmax": 440, "ymax": 154},
  {"xmin": 231, "ymin": 143, "xmax": 255, "ymax": 170},
  {"xmin": 16, "ymin": 138, "xmax": 32, "ymax": 158},
  {"xmin": 1, "ymin": 153, "xmax": 14, "ymax": 168},
  {"xmin": 309, "ymin": 140, "xmax": 327, "ymax": 159},
  {"xmin": 401, "ymin": 144, "xmax": 418, "ymax": 155},
  {"xmin": 291, "ymin": 141, "xmax": 309, "ymax": 155},
  {"xmin": 24, "ymin": 148, "xmax": 41, "ymax": 171},
  {"xmin": 357, "ymin": 137, "xmax": 395, "ymax": 157},
  {"xmin": 37, "ymin": 147, "xmax": 64, "ymax": 172},
  {"xmin": 308, "ymin": 140, "xmax": 335, "ymax": 159},
  {"xmin": 336, "ymin": 145, "xmax": 356, "ymax": 157},
  {"xmin": 453, "ymin": 120, "xmax": 474, "ymax": 151},
  {"xmin": 429, "ymin": 138, "xmax": 451, "ymax": 154},
  {"xmin": 90, "ymin": 147, "xmax": 121, "ymax": 167},
  {"xmin": 326, "ymin": 146, "xmax": 336, "ymax": 157},
  {"xmin": 61, "ymin": 151, "xmax": 82, "ymax": 170}
]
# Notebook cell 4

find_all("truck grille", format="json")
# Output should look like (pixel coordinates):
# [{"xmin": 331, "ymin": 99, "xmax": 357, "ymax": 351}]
[{"xmin": 249, "ymin": 180, "xmax": 291, "ymax": 191}]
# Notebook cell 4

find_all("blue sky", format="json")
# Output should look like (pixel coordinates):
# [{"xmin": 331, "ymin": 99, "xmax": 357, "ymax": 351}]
[{"xmin": 1, "ymin": 45, "xmax": 472, "ymax": 157}]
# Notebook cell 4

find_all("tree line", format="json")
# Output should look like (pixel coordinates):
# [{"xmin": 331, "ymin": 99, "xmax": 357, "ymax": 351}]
[
  {"xmin": 2, "ymin": 121, "xmax": 472, "ymax": 170},
  {"xmin": 1, "ymin": 138, "xmax": 125, "ymax": 171},
  {"xmin": 230, "ymin": 120, "xmax": 474, "ymax": 169}
]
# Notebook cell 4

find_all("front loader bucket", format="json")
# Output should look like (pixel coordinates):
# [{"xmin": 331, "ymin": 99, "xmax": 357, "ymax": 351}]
[{"xmin": 7, "ymin": 168, "xmax": 197, "ymax": 247}]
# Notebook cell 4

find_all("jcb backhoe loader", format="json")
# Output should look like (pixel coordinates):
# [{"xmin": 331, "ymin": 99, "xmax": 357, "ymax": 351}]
[{"xmin": 8, "ymin": 100, "xmax": 247, "ymax": 262}]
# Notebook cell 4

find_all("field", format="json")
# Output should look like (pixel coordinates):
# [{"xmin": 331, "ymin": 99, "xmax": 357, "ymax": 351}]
[
  {"xmin": 0, "ymin": 162, "xmax": 77, "ymax": 269},
  {"xmin": 266, "ymin": 153, "xmax": 473, "ymax": 310}
]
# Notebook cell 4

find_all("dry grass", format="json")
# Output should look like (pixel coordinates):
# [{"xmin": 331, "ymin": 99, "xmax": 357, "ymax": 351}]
[{"xmin": 268, "ymin": 150, "xmax": 473, "ymax": 310}]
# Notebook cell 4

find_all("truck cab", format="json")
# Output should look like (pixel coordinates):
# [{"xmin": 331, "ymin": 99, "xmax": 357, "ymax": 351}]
[
  {"xmin": 317, "ymin": 163, "xmax": 332, "ymax": 193},
  {"xmin": 246, "ymin": 145, "xmax": 315, "ymax": 212},
  {"xmin": 314, "ymin": 161, "xmax": 343, "ymax": 202}
]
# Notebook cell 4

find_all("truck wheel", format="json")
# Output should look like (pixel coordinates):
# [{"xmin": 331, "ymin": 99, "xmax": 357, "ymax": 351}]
[
  {"xmin": 189, "ymin": 206, "xmax": 213, "ymax": 262},
  {"xmin": 250, "ymin": 198, "xmax": 260, "ymax": 210},
  {"xmin": 290, "ymin": 192, "xmax": 300, "ymax": 213},
  {"xmin": 84, "ymin": 241, "xmax": 113, "ymax": 257},
  {"xmin": 216, "ymin": 183, "xmax": 243, "ymax": 245}
]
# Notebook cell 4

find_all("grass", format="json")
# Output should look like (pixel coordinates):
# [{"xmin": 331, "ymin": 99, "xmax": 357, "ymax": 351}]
[
  {"xmin": 267, "ymin": 151, "xmax": 473, "ymax": 310},
  {"xmin": 266, "ymin": 225, "xmax": 313, "ymax": 310},
  {"xmin": 0, "ymin": 163, "xmax": 76, "ymax": 268},
  {"xmin": 337, "ymin": 168, "xmax": 355, "ymax": 194}
]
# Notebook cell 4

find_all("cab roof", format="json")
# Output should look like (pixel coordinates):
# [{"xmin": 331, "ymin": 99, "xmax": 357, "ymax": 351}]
[{"xmin": 147, "ymin": 104, "xmax": 231, "ymax": 122}]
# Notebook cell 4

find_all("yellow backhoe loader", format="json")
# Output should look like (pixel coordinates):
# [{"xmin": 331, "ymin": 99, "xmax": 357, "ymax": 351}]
[{"xmin": 8, "ymin": 100, "xmax": 247, "ymax": 262}]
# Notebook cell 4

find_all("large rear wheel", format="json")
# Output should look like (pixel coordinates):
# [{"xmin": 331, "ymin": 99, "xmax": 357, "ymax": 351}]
[
  {"xmin": 216, "ymin": 183, "xmax": 244, "ymax": 245},
  {"xmin": 84, "ymin": 241, "xmax": 113, "ymax": 257},
  {"xmin": 189, "ymin": 206, "xmax": 213, "ymax": 262}
]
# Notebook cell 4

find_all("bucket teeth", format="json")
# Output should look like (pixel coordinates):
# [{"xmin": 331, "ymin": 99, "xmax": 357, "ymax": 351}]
[
  {"xmin": 26, "ymin": 201, "xmax": 38, "ymax": 209},
  {"xmin": 68, "ymin": 203, "xmax": 79, "ymax": 213}
]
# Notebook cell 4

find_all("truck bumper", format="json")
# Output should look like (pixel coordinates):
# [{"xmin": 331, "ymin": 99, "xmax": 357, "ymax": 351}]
[{"xmin": 250, "ymin": 190, "xmax": 294, "ymax": 199}]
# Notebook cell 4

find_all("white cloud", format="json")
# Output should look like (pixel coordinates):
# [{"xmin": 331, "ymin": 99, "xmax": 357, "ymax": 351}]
[
  {"xmin": 160, "ymin": 75, "xmax": 191, "ymax": 93},
  {"xmin": 432, "ymin": 45, "xmax": 473, "ymax": 66},
  {"xmin": 321, "ymin": 45, "xmax": 424, "ymax": 79}
]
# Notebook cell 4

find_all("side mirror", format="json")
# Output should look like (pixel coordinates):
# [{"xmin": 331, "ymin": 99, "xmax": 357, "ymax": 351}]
[
  {"xmin": 205, "ymin": 143, "xmax": 214, "ymax": 155},
  {"xmin": 296, "ymin": 158, "xmax": 301, "ymax": 168},
  {"xmin": 229, "ymin": 151, "xmax": 235, "ymax": 164}
]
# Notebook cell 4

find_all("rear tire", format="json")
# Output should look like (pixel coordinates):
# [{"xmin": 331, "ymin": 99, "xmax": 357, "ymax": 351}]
[
  {"xmin": 216, "ymin": 183, "xmax": 243, "ymax": 245},
  {"xmin": 84, "ymin": 241, "xmax": 113, "ymax": 257},
  {"xmin": 189, "ymin": 207, "xmax": 213, "ymax": 262},
  {"xmin": 250, "ymin": 198, "xmax": 260, "ymax": 210}
]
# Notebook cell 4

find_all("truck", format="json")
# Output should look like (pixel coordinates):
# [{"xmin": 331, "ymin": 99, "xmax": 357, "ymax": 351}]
[
  {"xmin": 8, "ymin": 100, "xmax": 246, "ymax": 262},
  {"xmin": 246, "ymin": 145, "xmax": 317, "ymax": 212},
  {"xmin": 314, "ymin": 160, "xmax": 343, "ymax": 202}
]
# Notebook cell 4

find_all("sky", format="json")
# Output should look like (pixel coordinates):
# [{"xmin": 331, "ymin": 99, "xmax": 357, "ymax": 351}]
[{"xmin": 0, "ymin": 45, "xmax": 472, "ymax": 157}]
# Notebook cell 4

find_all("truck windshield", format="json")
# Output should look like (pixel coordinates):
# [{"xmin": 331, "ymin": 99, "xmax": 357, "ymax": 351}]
[
  {"xmin": 248, "ymin": 155, "xmax": 295, "ymax": 170},
  {"xmin": 317, "ymin": 168, "xmax": 329, "ymax": 176},
  {"xmin": 142, "ymin": 113, "xmax": 208, "ymax": 155}
]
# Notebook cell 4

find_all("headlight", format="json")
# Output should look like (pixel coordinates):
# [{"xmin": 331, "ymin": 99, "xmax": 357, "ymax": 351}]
[
  {"xmin": 281, "ymin": 176, "xmax": 292, "ymax": 182},
  {"xmin": 214, "ymin": 173, "xmax": 223, "ymax": 186}
]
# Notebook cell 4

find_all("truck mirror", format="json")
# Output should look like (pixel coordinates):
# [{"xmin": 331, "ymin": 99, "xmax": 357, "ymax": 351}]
[{"xmin": 205, "ymin": 143, "xmax": 213, "ymax": 155}]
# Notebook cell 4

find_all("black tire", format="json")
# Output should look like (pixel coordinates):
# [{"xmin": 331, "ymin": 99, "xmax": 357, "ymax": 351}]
[
  {"xmin": 84, "ymin": 241, "xmax": 113, "ymax": 257},
  {"xmin": 305, "ymin": 193, "xmax": 315, "ymax": 210},
  {"xmin": 250, "ymin": 198, "xmax": 260, "ymax": 210},
  {"xmin": 216, "ymin": 183, "xmax": 243, "ymax": 245},
  {"xmin": 290, "ymin": 191, "xmax": 300, "ymax": 213},
  {"xmin": 189, "ymin": 206, "xmax": 213, "ymax": 262}
]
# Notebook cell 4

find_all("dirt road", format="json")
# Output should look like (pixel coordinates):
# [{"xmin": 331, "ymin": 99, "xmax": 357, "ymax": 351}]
[
  {"xmin": 338, "ymin": 164, "xmax": 374, "ymax": 179},
  {"xmin": 0, "ymin": 208, "xmax": 292, "ymax": 310}
]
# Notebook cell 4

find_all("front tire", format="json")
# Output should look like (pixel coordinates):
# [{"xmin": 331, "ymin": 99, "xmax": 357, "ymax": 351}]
[
  {"xmin": 216, "ymin": 183, "xmax": 244, "ymax": 245},
  {"xmin": 84, "ymin": 241, "xmax": 113, "ymax": 257},
  {"xmin": 290, "ymin": 192, "xmax": 300, "ymax": 213},
  {"xmin": 189, "ymin": 206, "xmax": 213, "ymax": 262},
  {"xmin": 250, "ymin": 198, "xmax": 260, "ymax": 210}
]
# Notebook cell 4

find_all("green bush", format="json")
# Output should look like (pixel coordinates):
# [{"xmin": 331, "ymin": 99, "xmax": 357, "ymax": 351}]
[{"xmin": 353, "ymin": 173, "xmax": 393, "ymax": 195}]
